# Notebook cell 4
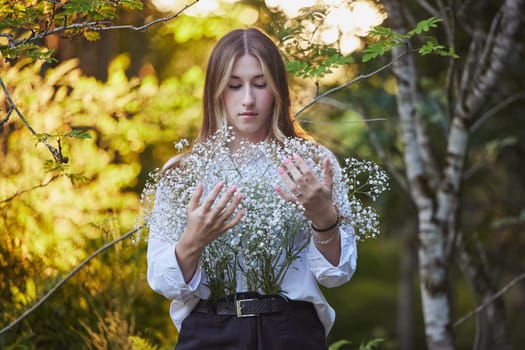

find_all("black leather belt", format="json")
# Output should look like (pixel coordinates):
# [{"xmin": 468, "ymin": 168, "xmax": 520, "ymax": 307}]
[{"xmin": 194, "ymin": 294, "xmax": 303, "ymax": 318}]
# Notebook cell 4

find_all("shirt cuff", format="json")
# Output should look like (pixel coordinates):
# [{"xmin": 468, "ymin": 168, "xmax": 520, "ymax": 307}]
[
  {"xmin": 148, "ymin": 241, "xmax": 203, "ymax": 299},
  {"xmin": 308, "ymin": 224, "xmax": 357, "ymax": 287}
]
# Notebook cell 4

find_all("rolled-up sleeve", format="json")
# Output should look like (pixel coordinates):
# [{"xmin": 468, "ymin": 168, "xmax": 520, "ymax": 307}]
[
  {"xmin": 146, "ymin": 238, "xmax": 202, "ymax": 300},
  {"xmin": 146, "ymin": 171, "xmax": 202, "ymax": 302},
  {"xmin": 308, "ymin": 223, "xmax": 357, "ymax": 288}
]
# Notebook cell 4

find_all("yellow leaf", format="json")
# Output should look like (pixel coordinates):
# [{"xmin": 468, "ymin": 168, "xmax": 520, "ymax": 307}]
[{"xmin": 83, "ymin": 31, "xmax": 101, "ymax": 41}]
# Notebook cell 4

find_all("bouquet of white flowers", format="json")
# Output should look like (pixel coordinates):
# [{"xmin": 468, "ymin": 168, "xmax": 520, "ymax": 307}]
[{"xmin": 138, "ymin": 127, "xmax": 388, "ymax": 300}]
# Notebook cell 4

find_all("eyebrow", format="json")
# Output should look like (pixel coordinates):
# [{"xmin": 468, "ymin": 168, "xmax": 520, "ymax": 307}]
[{"xmin": 230, "ymin": 74, "xmax": 265, "ymax": 79}]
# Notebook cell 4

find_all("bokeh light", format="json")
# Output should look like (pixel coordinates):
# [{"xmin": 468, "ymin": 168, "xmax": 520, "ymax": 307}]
[
  {"xmin": 265, "ymin": 0, "xmax": 386, "ymax": 55},
  {"xmin": 150, "ymin": 0, "xmax": 385, "ymax": 55},
  {"xmin": 151, "ymin": 0, "xmax": 253, "ymax": 20}
]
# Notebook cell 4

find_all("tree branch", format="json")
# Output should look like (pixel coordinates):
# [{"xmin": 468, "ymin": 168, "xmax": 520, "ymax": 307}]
[
  {"xmin": 1, "ymin": 77, "xmax": 68, "ymax": 163},
  {"xmin": 459, "ymin": 0, "xmax": 523, "ymax": 124},
  {"xmin": 94, "ymin": 1, "xmax": 200, "ymax": 32},
  {"xmin": 10, "ymin": 1, "xmax": 200, "ymax": 47},
  {"xmin": 0, "ymin": 78, "xmax": 37, "ymax": 133},
  {"xmin": 294, "ymin": 49, "xmax": 410, "ymax": 118},
  {"xmin": 471, "ymin": 9, "xmax": 502, "ymax": 90},
  {"xmin": 0, "ymin": 226, "xmax": 144, "ymax": 336},
  {"xmin": 453, "ymin": 271, "xmax": 525, "ymax": 328},
  {"xmin": 0, "ymin": 174, "xmax": 65, "ymax": 204},
  {"xmin": 470, "ymin": 91, "xmax": 525, "ymax": 132},
  {"xmin": 1, "ymin": 2, "xmax": 198, "ymax": 163},
  {"xmin": 296, "ymin": 97, "xmax": 407, "ymax": 191}
]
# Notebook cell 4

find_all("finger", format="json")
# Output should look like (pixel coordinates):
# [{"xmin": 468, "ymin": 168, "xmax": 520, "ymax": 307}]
[
  {"xmin": 323, "ymin": 157, "xmax": 334, "ymax": 191},
  {"xmin": 275, "ymin": 185, "xmax": 296, "ymax": 202},
  {"xmin": 292, "ymin": 153, "xmax": 317, "ymax": 183},
  {"xmin": 202, "ymin": 181, "xmax": 225, "ymax": 209},
  {"xmin": 218, "ymin": 192, "xmax": 243, "ymax": 220},
  {"xmin": 212, "ymin": 185, "xmax": 238, "ymax": 216},
  {"xmin": 281, "ymin": 157, "xmax": 304, "ymax": 183},
  {"xmin": 222, "ymin": 209, "xmax": 245, "ymax": 231},
  {"xmin": 187, "ymin": 183, "xmax": 203, "ymax": 211},
  {"xmin": 278, "ymin": 167, "xmax": 302, "ymax": 197}
]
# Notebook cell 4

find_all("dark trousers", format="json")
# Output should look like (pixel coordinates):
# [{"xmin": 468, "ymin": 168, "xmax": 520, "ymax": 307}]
[{"xmin": 175, "ymin": 300, "xmax": 328, "ymax": 350}]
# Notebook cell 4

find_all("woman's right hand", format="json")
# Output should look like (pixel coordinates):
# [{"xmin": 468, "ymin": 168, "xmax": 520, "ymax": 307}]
[{"xmin": 175, "ymin": 182, "xmax": 244, "ymax": 283}]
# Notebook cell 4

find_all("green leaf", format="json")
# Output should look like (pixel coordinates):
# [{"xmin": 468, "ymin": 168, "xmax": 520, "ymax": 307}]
[
  {"xmin": 446, "ymin": 47, "xmax": 459, "ymax": 58},
  {"xmin": 277, "ymin": 26, "xmax": 303, "ymax": 42},
  {"xmin": 362, "ymin": 42, "xmax": 388, "ymax": 62},
  {"xmin": 83, "ymin": 30, "xmax": 101, "ymax": 41},
  {"xmin": 65, "ymin": 130, "xmax": 92, "ymax": 139},
  {"xmin": 43, "ymin": 159, "xmax": 69, "ymax": 173},
  {"xmin": 418, "ymin": 38, "xmax": 459, "ymax": 58},
  {"xmin": 67, "ymin": 173, "xmax": 89, "ymax": 185},
  {"xmin": 34, "ymin": 133, "xmax": 53, "ymax": 145},
  {"xmin": 63, "ymin": 0, "xmax": 96, "ymax": 15},
  {"xmin": 419, "ymin": 40, "xmax": 443, "ymax": 55},
  {"xmin": 408, "ymin": 17, "xmax": 443, "ymax": 36},
  {"xmin": 367, "ymin": 25, "xmax": 393, "ymax": 39},
  {"xmin": 358, "ymin": 338, "xmax": 384, "ymax": 350},
  {"xmin": 329, "ymin": 339, "xmax": 352, "ymax": 350},
  {"xmin": 120, "ymin": 0, "xmax": 144, "ymax": 11}
]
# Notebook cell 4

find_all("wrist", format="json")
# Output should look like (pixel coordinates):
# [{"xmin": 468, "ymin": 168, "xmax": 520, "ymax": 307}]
[
  {"xmin": 310, "ymin": 206, "xmax": 340, "ymax": 232},
  {"xmin": 311, "ymin": 208, "xmax": 341, "ymax": 245},
  {"xmin": 177, "ymin": 233, "xmax": 204, "ymax": 259}
]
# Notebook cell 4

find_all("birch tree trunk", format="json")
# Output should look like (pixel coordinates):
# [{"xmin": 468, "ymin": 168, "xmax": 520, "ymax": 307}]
[
  {"xmin": 397, "ymin": 228, "xmax": 417, "ymax": 350},
  {"xmin": 382, "ymin": 0, "xmax": 523, "ymax": 348}
]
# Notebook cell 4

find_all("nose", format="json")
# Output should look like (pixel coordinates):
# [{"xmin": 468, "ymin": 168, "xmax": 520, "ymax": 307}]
[{"xmin": 242, "ymin": 86, "xmax": 255, "ymax": 107}]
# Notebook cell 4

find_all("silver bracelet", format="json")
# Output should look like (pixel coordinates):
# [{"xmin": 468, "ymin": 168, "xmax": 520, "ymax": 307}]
[{"xmin": 313, "ymin": 230, "xmax": 339, "ymax": 245}]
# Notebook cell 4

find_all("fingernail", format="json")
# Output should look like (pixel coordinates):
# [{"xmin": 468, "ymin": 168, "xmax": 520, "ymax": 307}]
[
  {"xmin": 293, "ymin": 153, "xmax": 299, "ymax": 160},
  {"xmin": 278, "ymin": 167, "xmax": 285, "ymax": 175},
  {"xmin": 283, "ymin": 157, "xmax": 291, "ymax": 164}
]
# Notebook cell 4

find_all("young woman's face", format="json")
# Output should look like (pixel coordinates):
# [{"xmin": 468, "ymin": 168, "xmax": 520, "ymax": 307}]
[{"xmin": 222, "ymin": 54, "xmax": 274, "ymax": 143}]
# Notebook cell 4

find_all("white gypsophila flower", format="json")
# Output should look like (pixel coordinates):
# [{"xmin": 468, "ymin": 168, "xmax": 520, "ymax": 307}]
[
  {"xmin": 174, "ymin": 139, "xmax": 189, "ymax": 152},
  {"xmin": 340, "ymin": 157, "xmax": 389, "ymax": 239},
  {"xmin": 137, "ymin": 127, "xmax": 389, "ymax": 299}
]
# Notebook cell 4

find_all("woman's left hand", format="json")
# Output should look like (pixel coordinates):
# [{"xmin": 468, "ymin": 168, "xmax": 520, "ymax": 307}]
[{"xmin": 276, "ymin": 153, "xmax": 338, "ymax": 229}]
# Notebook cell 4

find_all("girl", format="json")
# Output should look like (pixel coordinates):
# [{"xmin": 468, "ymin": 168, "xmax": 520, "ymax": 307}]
[{"xmin": 146, "ymin": 28, "xmax": 357, "ymax": 350}]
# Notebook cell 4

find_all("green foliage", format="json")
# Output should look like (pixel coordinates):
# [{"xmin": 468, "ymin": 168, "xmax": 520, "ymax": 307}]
[
  {"xmin": 329, "ymin": 338, "xmax": 384, "ymax": 350},
  {"xmin": 0, "ymin": 52, "xmax": 201, "ymax": 348},
  {"xmin": 64, "ymin": 129, "xmax": 93, "ymax": 139},
  {"xmin": 359, "ymin": 338, "xmax": 384, "ymax": 350},
  {"xmin": 279, "ymin": 22, "xmax": 355, "ymax": 78},
  {"xmin": 286, "ymin": 46, "xmax": 355, "ymax": 78},
  {"xmin": 407, "ymin": 16, "xmax": 442, "ymax": 35},
  {"xmin": 276, "ymin": 9, "xmax": 356, "ymax": 80},
  {"xmin": 363, "ymin": 17, "xmax": 457, "ymax": 62},
  {"xmin": 79, "ymin": 310, "xmax": 136, "ymax": 350},
  {"xmin": 330, "ymin": 339, "xmax": 353, "ymax": 350},
  {"xmin": 277, "ymin": 14, "xmax": 457, "ymax": 78},
  {"xmin": 0, "ymin": 0, "xmax": 143, "ymax": 62},
  {"xmin": 129, "ymin": 336, "xmax": 159, "ymax": 350},
  {"xmin": 2, "ymin": 2, "xmax": 523, "ymax": 350}
]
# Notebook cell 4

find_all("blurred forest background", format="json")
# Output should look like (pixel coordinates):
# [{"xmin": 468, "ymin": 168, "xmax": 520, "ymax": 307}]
[{"xmin": 1, "ymin": 0, "xmax": 524, "ymax": 349}]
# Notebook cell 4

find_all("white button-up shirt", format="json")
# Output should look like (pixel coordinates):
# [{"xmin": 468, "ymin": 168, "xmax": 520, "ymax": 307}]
[{"xmin": 146, "ymin": 145, "xmax": 358, "ymax": 335}]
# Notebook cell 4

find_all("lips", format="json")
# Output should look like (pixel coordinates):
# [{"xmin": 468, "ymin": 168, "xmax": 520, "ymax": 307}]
[{"xmin": 239, "ymin": 112, "xmax": 257, "ymax": 116}]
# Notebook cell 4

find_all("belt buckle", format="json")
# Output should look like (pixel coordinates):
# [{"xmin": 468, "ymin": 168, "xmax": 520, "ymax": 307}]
[{"xmin": 236, "ymin": 298, "xmax": 257, "ymax": 318}]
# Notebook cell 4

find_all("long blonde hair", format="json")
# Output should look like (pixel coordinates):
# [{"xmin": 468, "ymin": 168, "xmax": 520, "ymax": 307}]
[{"xmin": 196, "ymin": 28, "xmax": 311, "ymax": 143}]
